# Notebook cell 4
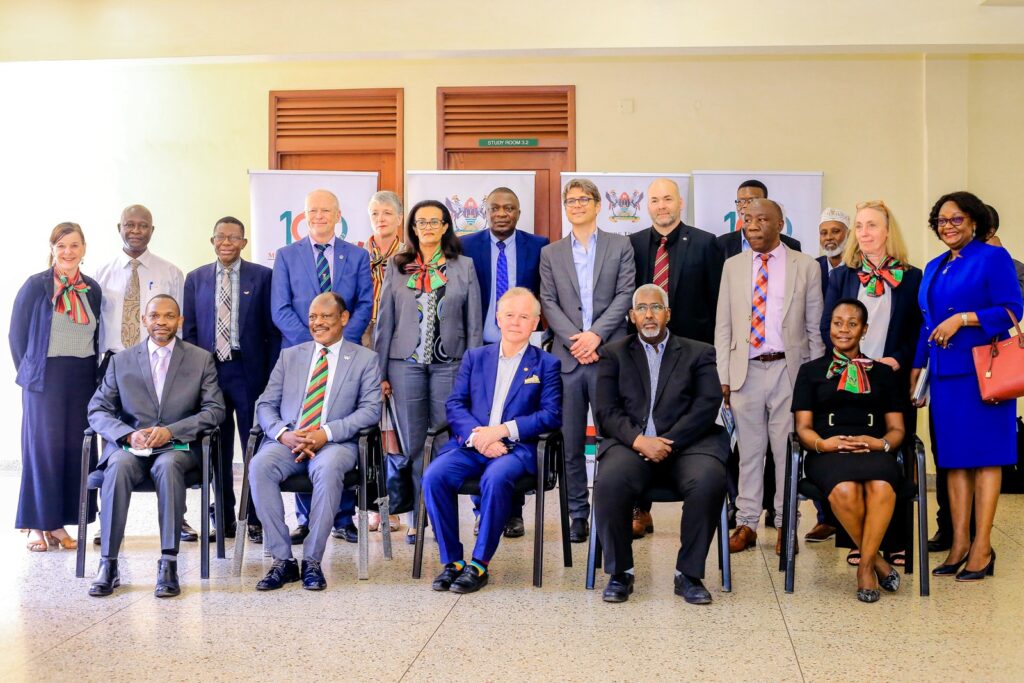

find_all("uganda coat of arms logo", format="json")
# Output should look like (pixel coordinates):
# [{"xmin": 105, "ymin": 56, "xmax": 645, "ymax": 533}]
[
  {"xmin": 445, "ymin": 195, "xmax": 487, "ymax": 234},
  {"xmin": 604, "ymin": 190, "xmax": 644, "ymax": 223}
]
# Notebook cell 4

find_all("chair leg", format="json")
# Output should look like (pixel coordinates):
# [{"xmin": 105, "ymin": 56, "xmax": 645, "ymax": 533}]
[
  {"xmin": 904, "ymin": 497, "xmax": 915, "ymax": 575},
  {"xmin": 214, "ymin": 434, "xmax": 226, "ymax": 561},
  {"xmin": 232, "ymin": 457, "xmax": 252, "ymax": 577},
  {"xmin": 719, "ymin": 500, "xmax": 732, "ymax": 593},
  {"xmin": 411, "ymin": 492, "xmax": 427, "ymax": 579},
  {"xmin": 76, "ymin": 433, "xmax": 94, "ymax": 578},
  {"xmin": 917, "ymin": 477, "xmax": 930, "ymax": 597},
  {"xmin": 533, "ymin": 479, "xmax": 545, "ymax": 588},
  {"xmin": 783, "ymin": 445, "xmax": 800, "ymax": 593},
  {"xmin": 357, "ymin": 496, "xmax": 369, "ymax": 580},
  {"xmin": 585, "ymin": 501, "xmax": 600, "ymax": 590},
  {"xmin": 558, "ymin": 448, "xmax": 572, "ymax": 568},
  {"xmin": 379, "ymin": 497, "xmax": 393, "ymax": 561},
  {"xmin": 200, "ymin": 437, "xmax": 211, "ymax": 580}
]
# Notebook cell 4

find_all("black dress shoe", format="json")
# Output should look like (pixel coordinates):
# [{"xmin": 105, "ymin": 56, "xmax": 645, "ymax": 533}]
[
  {"xmin": 289, "ymin": 524, "xmax": 309, "ymax": 545},
  {"xmin": 331, "ymin": 523, "xmax": 358, "ymax": 544},
  {"xmin": 93, "ymin": 529, "xmax": 101, "ymax": 546},
  {"xmin": 432, "ymin": 563, "xmax": 462, "ymax": 591},
  {"xmin": 450, "ymin": 565, "xmax": 489, "ymax": 594},
  {"xmin": 247, "ymin": 524, "xmax": 263, "ymax": 544},
  {"xmin": 154, "ymin": 559, "xmax": 180, "ymax": 598},
  {"xmin": 602, "ymin": 573, "xmax": 635, "ymax": 603},
  {"xmin": 569, "ymin": 518, "xmax": 589, "ymax": 543},
  {"xmin": 927, "ymin": 530, "xmax": 952, "ymax": 553},
  {"xmin": 932, "ymin": 553, "xmax": 969, "ymax": 576},
  {"xmin": 956, "ymin": 549, "xmax": 996, "ymax": 582},
  {"xmin": 88, "ymin": 559, "xmax": 120, "ymax": 597},
  {"xmin": 209, "ymin": 520, "xmax": 237, "ymax": 542},
  {"xmin": 180, "ymin": 520, "xmax": 199, "ymax": 543},
  {"xmin": 674, "ymin": 574, "xmax": 712, "ymax": 605},
  {"xmin": 255, "ymin": 558, "xmax": 300, "ymax": 591},
  {"xmin": 301, "ymin": 559, "xmax": 327, "ymax": 590},
  {"xmin": 503, "ymin": 517, "xmax": 525, "ymax": 538}
]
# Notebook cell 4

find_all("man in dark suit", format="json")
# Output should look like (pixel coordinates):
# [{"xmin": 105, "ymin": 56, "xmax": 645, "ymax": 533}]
[
  {"xmin": 594, "ymin": 284, "xmax": 729, "ymax": 604},
  {"xmin": 86, "ymin": 295, "xmax": 225, "ymax": 598},
  {"xmin": 271, "ymin": 189, "xmax": 373, "ymax": 544},
  {"xmin": 460, "ymin": 187, "xmax": 549, "ymax": 538},
  {"xmin": 183, "ymin": 216, "xmax": 281, "ymax": 544},
  {"xmin": 716, "ymin": 179, "xmax": 802, "ymax": 258},
  {"xmin": 815, "ymin": 207, "xmax": 850, "ymax": 297},
  {"xmin": 628, "ymin": 178, "xmax": 724, "ymax": 539}
]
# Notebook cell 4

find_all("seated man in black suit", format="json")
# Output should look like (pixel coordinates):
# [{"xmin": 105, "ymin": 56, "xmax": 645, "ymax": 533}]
[{"xmin": 594, "ymin": 284, "xmax": 729, "ymax": 605}]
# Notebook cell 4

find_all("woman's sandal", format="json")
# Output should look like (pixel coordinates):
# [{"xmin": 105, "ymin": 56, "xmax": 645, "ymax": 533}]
[
  {"xmin": 45, "ymin": 531, "xmax": 77, "ymax": 550},
  {"xmin": 846, "ymin": 549, "xmax": 861, "ymax": 566},
  {"xmin": 884, "ymin": 550, "xmax": 906, "ymax": 567},
  {"xmin": 25, "ymin": 530, "xmax": 47, "ymax": 552}
]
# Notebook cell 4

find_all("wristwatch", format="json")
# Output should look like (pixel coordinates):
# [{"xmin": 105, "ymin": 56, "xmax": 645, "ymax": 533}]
[
  {"xmin": 961, "ymin": 312, "xmax": 968, "ymax": 326},
  {"xmin": 882, "ymin": 438, "xmax": 891, "ymax": 453}
]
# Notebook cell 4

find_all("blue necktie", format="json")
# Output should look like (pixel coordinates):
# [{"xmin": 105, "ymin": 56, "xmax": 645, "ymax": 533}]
[
  {"xmin": 315, "ymin": 243, "xmax": 331, "ymax": 293},
  {"xmin": 495, "ymin": 240, "xmax": 509, "ymax": 305}
]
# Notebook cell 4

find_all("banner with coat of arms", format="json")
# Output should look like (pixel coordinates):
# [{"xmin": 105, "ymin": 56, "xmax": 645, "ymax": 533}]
[
  {"xmin": 691, "ymin": 170, "xmax": 823, "ymax": 249},
  {"xmin": 405, "ymin": 171, "xmax": 537, "ymax": 235},
  {"xmin": 559, "ymin": 172, "xmax": 692, "ymax": 237},
  {"xmin": 249, "ymin": 170, "xmax": 380, "ymax": 269}
]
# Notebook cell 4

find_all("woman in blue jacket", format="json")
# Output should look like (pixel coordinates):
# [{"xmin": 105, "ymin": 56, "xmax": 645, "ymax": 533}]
[
  {"xmin": 9, "ymin": 223, "xmax": 102, "ymax": 552},
  {"xmin": 910, "ymin": 192, "xmax": 1023, "ymax": 582}
]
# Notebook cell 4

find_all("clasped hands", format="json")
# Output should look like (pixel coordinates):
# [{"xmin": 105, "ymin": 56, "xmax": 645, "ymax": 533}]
[
  {"xmin": 817, "ymin": 435, "xmax": 882, "ymax": 454},
  {"xmin": 128, "ymin": 426, "xmax": 173, "ymax": 450},
  {"xmin": 633, "ymin": 434, "xmax": 674, "ymax": 463},
  {"xmin": 471, "ymin": 424, "xmax": 510, "ymax": 459},
  {"xmin": 280, "ymin": 428, "xmax": 329, "ymax": 462},
  {"xmin": 569, "ymin": 330, "xmax": 601, "ymax": 365}
]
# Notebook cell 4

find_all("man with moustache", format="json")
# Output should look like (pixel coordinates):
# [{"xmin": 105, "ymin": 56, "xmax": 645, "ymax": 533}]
[
  {"xmin": 460, "ymin": 187, "xmax": 549, "ymax": 538},
  {"xmin": 594, "ymin": 284, "xmax": 729, "ymax": 604},
  {"xmin": 816, "ymin": 208, "xmax": 850, "ymax": 297},
  {"xmin": 627, "ymin": 178, "xmax": 724, "ymax": 539},
  {"xmin": 716, "ymin": 199, "xmax": 823, "ymax": 555}
]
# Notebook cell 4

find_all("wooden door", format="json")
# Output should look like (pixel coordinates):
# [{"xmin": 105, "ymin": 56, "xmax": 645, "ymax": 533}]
[{"xmin": 438, "ymin": 86, "xmax": 575, "ymax": 241}]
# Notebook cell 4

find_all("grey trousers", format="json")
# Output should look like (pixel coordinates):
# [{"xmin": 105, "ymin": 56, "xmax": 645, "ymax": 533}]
[
  {"xmin": 730, "ymin": 359, "xmax": 794, "ymax": 530},
  {"xmin": 249, "ymin": 440, "xmax": 357, "ymax": 563},
  {"xmin": 562, "ymin": 362, "xmax": 599, "ymax": 520},
  {"xmin": 100, "ymin": 449, "xmax": 194, "ymax": 557},
  {"xmin": 387, "ymin": 360, "xmax": 459, "ymax": 525}
]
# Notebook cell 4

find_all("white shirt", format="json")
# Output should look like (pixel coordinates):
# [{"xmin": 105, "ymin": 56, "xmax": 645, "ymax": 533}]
[
  {"xmin": 275, "ymin": 339, "xmax": 345, "ymax": 442},
  {"xmin": 95, "ymin": 249, "xmax": 185, "ymax": 354},
  {"xmin": 858, "ymin": 286, "xmax": 892, "ymax": 360},
  {"xmin": 467, "ymin": 342, "xmax": 527, "ymax": 448},
  {"xmin": 147, "ymin": 337, "xmax": 176, "ymax": 404}
]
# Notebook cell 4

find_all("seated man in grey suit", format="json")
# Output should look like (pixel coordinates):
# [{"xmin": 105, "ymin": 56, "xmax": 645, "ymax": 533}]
[
  {"xmin": 249, "ymin": 292, "xmax": 381, "ymax": 592},
  {"xmin": 87, "ymin": 294, "xmax": 224, "ymax": 598}
]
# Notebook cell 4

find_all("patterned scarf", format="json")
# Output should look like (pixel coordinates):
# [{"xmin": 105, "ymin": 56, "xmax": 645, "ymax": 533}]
[
  {"xmin": 857, "ymin": 255, "xmax": 906, "ymax": 297},
  {"xmin": 52, "ymin": 269, "xmax": 91, "ymax": 324},
  {"xmin": 826, "ymin": 349, "xmax": 873, "ymax": 394},
  {"xmin": 404, "ymin": 247, "xmax": 446, "ymax": 293},
  {"xmin": 368, "ymin": 236, "xmax": 401, "ymax": 321}
]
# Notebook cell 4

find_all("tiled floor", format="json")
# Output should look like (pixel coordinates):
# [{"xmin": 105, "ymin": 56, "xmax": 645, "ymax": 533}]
[{"xmin": 3, "ymin": 473, "xmax": 1023, "ymax": 682}]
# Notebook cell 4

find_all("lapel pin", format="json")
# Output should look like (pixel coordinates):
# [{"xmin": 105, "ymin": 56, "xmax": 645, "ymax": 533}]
[
  {"xmin": 243, "ymin": 290, "xmax": 251, "ymax": 295},
  {"xmin": 343, "ymin": 355, "xmax": 351, "ymax": 360},
  {"xmin": 523, "ymin": 367, "xmax": 529, "ymax": 372}
]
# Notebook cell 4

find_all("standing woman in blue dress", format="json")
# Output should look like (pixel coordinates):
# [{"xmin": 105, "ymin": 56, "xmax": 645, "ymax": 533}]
[
  {"xmin": 910, "ymin": 191, "xmax": 1023, "ymax": 582},
  {"xmin": 9, "ymin": 223, "xmax": 102, "ymax": 552}
]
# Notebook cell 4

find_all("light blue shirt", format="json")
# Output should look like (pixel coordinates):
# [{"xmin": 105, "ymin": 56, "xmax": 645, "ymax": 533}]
[
  {"xmin": 309, "ymin": 237, "xmax": 335, "ymax": 282},
  {"xmin": 483, "ymin": 231, "xmax": 518, "ymax": 344},
  {"xmin": 642, "ymin": 337, "xmax": 667, "ymax": 437},
  {"xmin": 571, "ymin": 231, "xmax": 597, "ymax": 331},
  {"xmin": 214, "ymin": 258, "xmax": 241, "ymax": 350},
  {"xmin": 741, "ymin": 233, "xmax": 750, "ymax": 252}
]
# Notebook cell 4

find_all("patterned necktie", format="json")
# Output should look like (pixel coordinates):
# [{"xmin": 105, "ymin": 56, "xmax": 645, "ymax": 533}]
[
  {"xmin": 215, "ymin": 265, "xmax": 232, "ymax": 361},
  {"xmin": 152, "ymin": 346, "xmax": 170, "ymax": 403},
  {"xmin": 749, "ymin": 253, "xmax": 770, "ymax": 348},
  {"xmin": 121, "ymin": 258, "xmax": 141, "ymax": 349},
  {"xmin": 298, "ymin": 348, "xmax": 329, "ymax": 431},
  {"xmin": 653, "ymin": 236, "xmax": 669, "ymax": 293},
  {"xmin": 315, "ymin": 243, "xmax": 331, "ymax": 293},
  {"xmin": 495, "ymin": 240, "xmax": 509, "ymax": 304}
]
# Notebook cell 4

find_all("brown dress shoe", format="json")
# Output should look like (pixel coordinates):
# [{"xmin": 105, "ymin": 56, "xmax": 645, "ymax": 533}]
[
  {"xmin": 632, "ymin": 508, "xmax": 654, "ymax": 539},
  {"xmin": 803, "ymin": 523, "xmax": 836, "ymax": 543},
  {"xmin": 776, "ymin": 528, "xmax": 800, "ymax": 556},
  {"xmin": 728, "ymin": 525, "xmax": 757, "ymax": 553}
]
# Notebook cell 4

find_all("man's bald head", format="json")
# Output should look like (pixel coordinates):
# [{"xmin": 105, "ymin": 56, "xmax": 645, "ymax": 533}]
[
  {"xmin": 646, "ymin": 178, "xmax": 684, "ymax": 232},
  {"xmin": 118, "ymin": 204, "xmax": 154, "ymax": 257}
]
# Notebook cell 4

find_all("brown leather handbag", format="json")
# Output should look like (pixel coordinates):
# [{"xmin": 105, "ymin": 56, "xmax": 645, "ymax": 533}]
[{"xmin": 972, "ymin": 307, "xmax": 1024, "ymax": 403}]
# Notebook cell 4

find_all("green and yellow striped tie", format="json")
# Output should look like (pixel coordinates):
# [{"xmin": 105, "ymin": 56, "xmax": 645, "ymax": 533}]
[{"xmin": 298, "ymin": 348, "xmax": 329, "ymax": 430}]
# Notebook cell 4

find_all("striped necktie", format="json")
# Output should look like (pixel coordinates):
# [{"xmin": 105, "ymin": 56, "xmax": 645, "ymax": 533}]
[
  {"xmin": 495, "ymin": 240, "xmax": 509, "ymax": 304},
  {"xmin": 750, "ymin": 253, "xmax": 770, "ymax": 348},
  {"xmin": 298, "ymin": 348, "xmax": 329, "ymax": 431},
  {"xmin": 653, "ymin": 236, "xmax": 669, "ymax": 293},
  {"xmin": 315, "ymin": 243, "xmax": 331, "ymax": 293},
  {"xmin": 215, "ymin": 265, "xmax": 232, "ymax": 361}
]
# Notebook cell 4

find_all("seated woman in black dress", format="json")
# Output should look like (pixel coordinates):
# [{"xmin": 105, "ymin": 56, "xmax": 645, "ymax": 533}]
[{"xmin": 792, "ymin": 298, "xmax": 906, "ymax": 603}]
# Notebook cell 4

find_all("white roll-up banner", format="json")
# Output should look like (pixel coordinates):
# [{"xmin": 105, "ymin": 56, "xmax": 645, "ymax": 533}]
[
  {"xmin": 405, "ymin": 171, "xmax": 536, "ymax": 235},
  {"xmin": 558, "ymin": 172, "xmax": 692, "ymax": 237}
]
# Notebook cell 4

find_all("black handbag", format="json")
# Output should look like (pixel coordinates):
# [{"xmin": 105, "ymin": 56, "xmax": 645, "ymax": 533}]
[{"xmin": 377, "ymin": 396, "xmax": 415, "ymax": 515}]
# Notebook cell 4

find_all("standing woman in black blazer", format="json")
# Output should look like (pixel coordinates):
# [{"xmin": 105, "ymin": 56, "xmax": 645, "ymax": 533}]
[
  {"xmin": 9, "ymin": 223, "xmax": 102, "ymax": 552},
  {"xmin": 821, "ymin": 201, "xmax": 922, "ymax": 565}
]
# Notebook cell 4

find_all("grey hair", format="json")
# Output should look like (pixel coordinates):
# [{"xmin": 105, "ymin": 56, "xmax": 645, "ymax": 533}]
[
  {"xmin": 306, "ymin": 188, "xmax": 340, "ymax": 211},
  {"xmin": 497, "ymin": 287, "xmax": 541, "ymax": 316},
  {"xmin": 368, "ymin": 191, "xmax": 403, "ymax": 215},
  {"xmin": 632, "ymin": 284, "xmax": 669, "ymax": 309}
]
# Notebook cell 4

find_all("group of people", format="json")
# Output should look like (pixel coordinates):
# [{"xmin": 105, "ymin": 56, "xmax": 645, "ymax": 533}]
[{"xmin": 10, "ymin": 175, "xmax": 1022, "ymax": 604}]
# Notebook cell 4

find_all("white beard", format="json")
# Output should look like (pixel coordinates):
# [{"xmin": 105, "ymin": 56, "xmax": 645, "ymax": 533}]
[{"xmin": 822, "ymin": 243, "xmax": 845, "ymax": 258}]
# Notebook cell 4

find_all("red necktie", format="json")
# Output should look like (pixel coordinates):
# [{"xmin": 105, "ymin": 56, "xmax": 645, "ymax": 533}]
[
  {"xmin": 750, "ymin": 253, "xmax": 770, "ymax": 348},
  {"xmin": 653, "ymin": 236, "xmax": 669, "ymax": 293}
]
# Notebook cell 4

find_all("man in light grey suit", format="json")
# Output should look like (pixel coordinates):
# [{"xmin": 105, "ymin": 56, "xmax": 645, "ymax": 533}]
[
  {"xmin": 87, "ymin": 294, "xmax": 225, "ymax": 598},
  {"xmin": 715, "ymin": 199, "xmax": 824, "ymax": 555},
  {"xmin": 250, "ymin": 292, "xmax": 382, "ymax": 591},
  {"xmin": 539, "ymin": 178, "xmax": 635, "ymax": 542}
]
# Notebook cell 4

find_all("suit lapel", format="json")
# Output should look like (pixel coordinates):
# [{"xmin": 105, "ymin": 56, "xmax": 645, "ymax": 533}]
[
  {"xmin": 481, "ymin": 343, "xmax": 498, "ymax": 417},
  {"xmin": 325, "ymin": 339, "xmax": 356, "ymax": 416},
  {"xmin": 135, "ymin": 343, "xmax": 160, "ymax": 411},
  {"xmin": 652, "ymin": 337, "xmax": 682, "ymax": 410},
  {"xmin": 331, "ymin": 237, "xmax": 347, "ymax": 291},
  {"xmin": 501, "ymin": 344, "xmax": 536, "ymax": 416},
  {"xmin": 668, "ymin": 224, "xmax": 691, "ymax": 304},
  {"xmin": 919, "ymin": 260, "xmax": 938, "ymax": 328},
  {"xmin": 237, "ymin": 260, "xmax": 254, "ymax": 336},
  {"xmin": 200, "ymin": 265, "xmax": 217, "ymax": 347},
  {"xmin": 592, "ymin": 229, "xmax": 609, "ymax": 289},
  {"xmin": 474, "ymin": 235, "xmax": 491, "ymax": 305},
  {"xmin": 158, "ymin": 344, "xmax": 185, "ymax": 415},
  {"xmin": 514, "ymin": 230, "xmax": 529, "ymax": 287},
  {"xmin": 781, "ymin": 245, "xmax": 798, "ymax": 320},
  {"xmin": 627, "ymin": 337, "xmax": 652, "ymax": 414},
  {"xmin": 297, "ymin": 237, "xmax": 321, "ymax": 293},
  {"xmin": 561, "ymin": 237, "xmax": 581, "ymax": 298}
]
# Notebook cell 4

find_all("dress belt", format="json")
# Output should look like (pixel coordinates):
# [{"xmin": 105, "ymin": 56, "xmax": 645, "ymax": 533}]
[{"xmin": 751, "ymin": 352, "xmax": 786, "ymax": 363}]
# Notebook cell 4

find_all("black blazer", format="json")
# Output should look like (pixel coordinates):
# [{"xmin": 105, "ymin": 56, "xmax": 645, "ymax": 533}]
[
  {"xmin": 716, "ymin": 231, "xmax": 801, "ymax": 259},
  {"xmin": 821, "ymin": 264, "xmax": 923, "ymax": 370},
  {"xmin": 595, "ymin": 333, "xmax": 728, "ymax": 463},
  {"xmin": 630, "ymin": 223, "xmax": 723, "ymax": 344}
]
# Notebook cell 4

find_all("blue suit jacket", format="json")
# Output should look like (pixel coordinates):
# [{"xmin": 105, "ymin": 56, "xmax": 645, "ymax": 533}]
[
  {"xmin": 821, "ymin": 263, "xmax": 923, "ymax": 369},
  {"xmin": 182, "ymin": 259, "xmax": 281, "ymax": 396},
  {"xmin": 459, "ymin": 229, "xmax": 549, "ymax": 312},
  {"xmin": 914, "ymin": 239, "xmax": 1023, "ymax": 377},
  {"xmin": 270, "ymin": 236, "xmax": 373, "ymax": 348},
  {"xmin": 9, "ymin": 269, "xmax": 102, "ymax": 392},
  {"xmin": 443, "ymin": 343, "xmax": 562, "ymax": 465}
]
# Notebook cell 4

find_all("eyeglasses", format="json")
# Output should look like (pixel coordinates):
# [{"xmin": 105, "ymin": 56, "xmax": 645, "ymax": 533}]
[
  {"xmin": 121, "ymin": 222, "xmax": 151, "ymax": 231},
  {"xmin": 414, "ymin": 219, "xmax": 443, "ymax": 228},
  {"xmin": 212, "ymin": 235, "xmax": 245, "ymax": 243},
  {"xmin": 734, "ymin": 198, "xmax": 756, "ymax": 207},
  {"xmin": 936, "ymin": 215, "xmax": 967, "ymax": 228},
  {"xmin": 564, "ymin": 197, "xmax": 594, "ymax": 207},
  {"xmin": 634, "ymin": 303, "xmax": 666, "ymax": 314}
]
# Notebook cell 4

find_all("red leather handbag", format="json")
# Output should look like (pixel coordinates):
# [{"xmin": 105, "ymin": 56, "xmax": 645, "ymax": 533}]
[{"xmin": 972, "ymin": 308, "xmax": 1024, "ymax": 403}]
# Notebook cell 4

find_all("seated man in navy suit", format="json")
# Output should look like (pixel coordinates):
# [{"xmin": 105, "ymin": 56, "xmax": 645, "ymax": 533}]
[{"xmin": 422, "ymin": 288, "xmax": 562, "ymax": 594}]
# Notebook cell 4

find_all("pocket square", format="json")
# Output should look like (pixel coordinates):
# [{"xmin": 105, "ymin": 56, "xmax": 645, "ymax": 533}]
[{"xmin": 524, "ymin": 374, "xmax": 540, "ymax": 384}]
